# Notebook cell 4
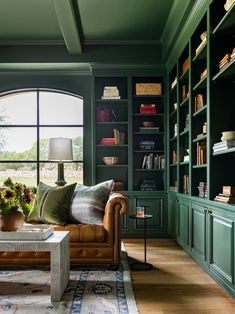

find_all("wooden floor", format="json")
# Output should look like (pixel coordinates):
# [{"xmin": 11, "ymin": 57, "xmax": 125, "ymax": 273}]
[{"xmin": 124, "ymin": 238, "xmax": 235, "ymax": 314}]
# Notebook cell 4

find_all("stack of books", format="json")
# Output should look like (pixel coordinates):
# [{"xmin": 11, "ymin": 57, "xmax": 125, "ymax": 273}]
[
  {"xmin": 214, "ymin": 186, "xmax": 235, "ymax": 204},
  {"xmin": 196, "ymin": 142, "xmax": 207, "ymax": 164},
  {"xmin": 140, "ymin": 179, "xmax": 157, "ymax": 191},
  {"xmin": 219, "ymin": 53, "xmax": 230, "ymax": 70},
  {"xmin": 213, "ymin": 140, "xmax": 235, "ymax": 153},
  {"xmin": 183, "ymin": 174, "xmax": 189, "ymax": 194},
  {"xmin": 139, "ymin": 104, "xmax": 156, "ymax": 114},
  {"xmin": 198, "ymin": 181, "xmax": 207, "ymax": 198},
  {"xmin": 102, "ymin": 86, "xmax": 120, "ymax": 99},
  {"xmin": 139, "ymin": 140, "xmax": 155, "ymax": 150},
  {"xmin": 100, "ymin": 137, "xmax": 116, "ymax": 145},
  {"xmin": 113, "ymin": 181, "xmax": 124, "ymax": 191}
]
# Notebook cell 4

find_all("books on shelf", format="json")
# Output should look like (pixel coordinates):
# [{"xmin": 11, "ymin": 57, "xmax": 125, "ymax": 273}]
[
  {"xmin": 182, "ymin": 57, "xmax": 189, "ymax": 73},
  {"xmin": 139, "ymin": 104, "xmax": 156, "ymax": 114},
  {"xmin": 172, "ymin": 150, "xmax": 177, "ymax": 164},
  {"xmin": 183, "ymin": 174, "xmax": 189, "ymax": 194},
  {"xmin": 196, "ymin": 141, "xmax": 206, "ymax": 165},
  {"xmin": 139, "ymin": 140, "xmax": 155, "ymax": 150},
  {"xmin": 97, "ymin": 107, "xmax": 117, "ymax": 122},
  {"xmin": 198, "ymin": 181, "xmax": 207, "ymax": 198},
  {"xmin": 213, "ymin": 140, "xmax": 235, "ymax": 152},
  {"xmin": 113, "ymin": 181, "xmax": 124, "ymax": 191},
  {"xmin": 100, "ymin": 129, "xmax": 125, "ymax": 145},
  {"xmin": 200, "ymin": 68, "xmax": 207, "ymax": 80},
  {"xmin": 194, "ymin": 94, "xmax": 204, "ymax": 112},
  {"xmin": 182, "ymin": 85, "xmax": 189, "ymax": 100},
  {"xmin": 140, "ymin": 179, "xmax": 157, "ymax": 191},
  {"xmin": 195, "ymin": 36, "xmax": 207, "ymax": 57},
  {"xmin": 219, "ymin": 53, "xmax": 231, "ymax": 70},
  {"xmin": 214, "ymin": 186, "xmax": 235, "ymax": 204},
  {"xmin": 102, "ymin": 86, "xmax": 120, "ymax": 99},
  {"xmin": 141, "ymin": 154, "xmax": 165, "ymax": 170}
]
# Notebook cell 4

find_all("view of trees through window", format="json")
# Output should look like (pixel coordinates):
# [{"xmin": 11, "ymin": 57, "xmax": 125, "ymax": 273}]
[{"xmin": 0, "ymin": 89, "xmax": 83, "ymax": 186}]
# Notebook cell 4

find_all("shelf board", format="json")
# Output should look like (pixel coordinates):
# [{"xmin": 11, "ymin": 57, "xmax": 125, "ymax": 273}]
[
  {"xmin": 193, "ymin": 105, "xmax": 207, "ymax": 117},
  {"xmin": 96, "ymin": 121, "xmax": 128, "ymax": 125},
  {"xmin": 96, "ymin": 99, "xmax": 128, "ymax": 103},
  {"xmin": 213, "ymin": 147, "xmax": 235, "ymax": 156},
  {"xmin": 180, "ymin": 161, "xmax": 189, "ymax": 165},
  {"xmin": 170, "ymin": 163, "xmax": 177, "ymax": 167},
  {"xmin": 133, "ymin": 113, "xmax": 164, "ymax": 117},
  {"xmin": 170, "ymin": 109, "xmax": 177, "ymax": 117},
  {"xmin": 212, "ymin": 58, "xmax": 235, "ymax": 81},
  {"xmin": 212, "ymin": 3, "xmax": 235, "ymax": 35},
  {"xmin": 170, "ymin": 136, "xmax": 177, "ymax": 142},
  {"xmin": 180, "ymin": 128, "xmax": 189, "ymax": 136},
  {"xmin": 134, "ymin": 168, "xmax": 164, "ymax": 172},
  {"xmin": 193, "ymin": 76, "xmax": 207, "ymax": 91},
  {"xmin": 133, "ymin": 150, "xmax": 164, "ymax": 153},
  {"xmin": 193, "ymin": 134, "xmax": 207, "ymax": 142},
  {"xmin": 96, "ymin": 144, "xmax": 128, "ymax": 147},
  {"xmin": 179, "ymin": 96, "xmax": 189, "ymax": 107},
  {"xmin": 133, "ymin": 94, "xmax": 164, "ymax": 99},
  {"xmin": 193, "ymin": 42, "xmax": 207, "ymax": 62},
  {"xmin": 193, "ymin": 164, "xmax": 207, "ymax": 168},
  {"xmin": 133, "ymin": 131, "xmax": 164, "ymax": 135},
  {"xmin": 96, "ymin": 164, "xmax": 128, "ymax": 168},
  {"xmin": 179, "ymin": 68, "xmax": 189, "ymax": 81}
]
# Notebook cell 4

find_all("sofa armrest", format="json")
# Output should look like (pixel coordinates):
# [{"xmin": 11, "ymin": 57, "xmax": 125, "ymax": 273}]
[
  {"xmin": 103, "ymin": 193, "xmax": 128, "ymax": 247},
  {"xmin": 104, "ymin": 193, "xmax": 128, "ymax": 216}
]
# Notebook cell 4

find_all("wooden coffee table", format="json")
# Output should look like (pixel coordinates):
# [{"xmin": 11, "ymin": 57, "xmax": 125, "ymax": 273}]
[{"xmin": 0, "ymin": 231, "xmax": 70, "ymax": 302}]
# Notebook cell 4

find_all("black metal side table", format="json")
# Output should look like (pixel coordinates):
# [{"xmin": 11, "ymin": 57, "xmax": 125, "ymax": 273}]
[{"xmin": 129, "ymin": 214, "xmax": 153, "ymax": 270}]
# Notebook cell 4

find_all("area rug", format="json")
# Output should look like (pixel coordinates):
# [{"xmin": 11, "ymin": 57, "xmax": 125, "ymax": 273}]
[{"xmin": 0, "ymin": 250, "xmax": 138, "ymax": 314}]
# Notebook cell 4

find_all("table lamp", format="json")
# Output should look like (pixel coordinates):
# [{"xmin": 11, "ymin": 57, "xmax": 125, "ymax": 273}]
[{"xmin": 48, "ymin": 137, "xmax": 73, "ymax": 186}]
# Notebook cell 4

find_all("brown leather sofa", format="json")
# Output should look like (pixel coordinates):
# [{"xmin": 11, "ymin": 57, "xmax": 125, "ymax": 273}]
[{"xmin": 0, "ymin": 193, "xmax": 128, "ymax": 267}]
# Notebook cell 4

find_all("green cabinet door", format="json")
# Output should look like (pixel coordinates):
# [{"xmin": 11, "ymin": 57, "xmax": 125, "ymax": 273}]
[
  {"xmin": 208, "ymin": 206, "xmax": 234, "ymax": 289},
  {"xmin": 168, "ymin": 192, "xmax": 178, "ymax": 238},
  {"xmin": 191, "ymin": 202, "xmax": 207, "ymax": 265},
  {"xmin": 129, "ymin": 194, "xmax": 167, "ymax": 237},
  {"xmin": 177, "ymin": 197, "xmax": 189, "ymax": 250}
]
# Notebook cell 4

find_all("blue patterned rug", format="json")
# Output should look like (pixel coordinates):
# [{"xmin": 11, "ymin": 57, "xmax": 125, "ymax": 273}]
[{"xmin": 0, "ymin": 251, "xmax": 138, "ymax": 314}]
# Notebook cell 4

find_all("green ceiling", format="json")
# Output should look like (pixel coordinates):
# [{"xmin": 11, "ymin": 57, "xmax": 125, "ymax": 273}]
[{"xmin": 0, "ymin": 0, "xmax": 198, "ymax": 65}]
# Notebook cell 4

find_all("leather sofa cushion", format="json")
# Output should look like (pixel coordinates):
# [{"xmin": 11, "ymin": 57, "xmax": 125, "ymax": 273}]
[{"xmin": 54, "ymin": 224, "xmax": 106, "ymax": 242}]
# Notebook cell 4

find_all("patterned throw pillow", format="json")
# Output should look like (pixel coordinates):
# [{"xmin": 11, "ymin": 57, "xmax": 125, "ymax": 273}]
[
  {"xmin": 27, "ymin": 182, "xmax": 77, "ymax": 225},
  {"xmin": 69, "ymin": 180, "xmax": 113, "ymax": 225}
]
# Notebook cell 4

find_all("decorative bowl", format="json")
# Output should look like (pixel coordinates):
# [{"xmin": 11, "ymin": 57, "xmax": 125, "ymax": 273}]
[
  {"xmin": 200, "ymin": 31, "xmax": 207, "ymax": 41},
  {"xmin": 221, "ymin": 131, "xmax": 235, "ymax": 141},
  {"xmin": 142, "ymin": 121, "xmax": 155, "ymax": 127},
  {"xmin": 103, "ymin": 156, "xmax": 119, "ymax": 165}
]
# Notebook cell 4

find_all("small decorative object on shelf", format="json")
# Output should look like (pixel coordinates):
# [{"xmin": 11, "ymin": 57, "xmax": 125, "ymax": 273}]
[
  {"xmin": 194, "ymin": 94, "xmax": 204, "ymax": 112},
  {"xmin": 183, "ymin": 149, "xmax": 189, "ymax": 162},
  {"xmin": 136, "ymin": 206, "xmax": 145, "ymax": 217},
  {"xmin": 171, "ymin": 77, "xmax": 177, "ymax": 89},
  {"xmin": 97, "ymin": 107, "xmax": 117, "ymax": 122},
  {"xmin": 172, "ymin": 150, "xmax": 177, "ymax": 164},
  {"xmin": 198, "ymin": 181, "xmax": 207, "ymax": 198},
  {"xmin": 173, "ymin": 102, "xmax": 178, "ymax": 110},
  {"xmin": 224, "ymin": 0, "xmax": 235, "ymax": 11},
  {"xmin": 202, "ymin": 122, "xmax": 207, "ymax": 134},
  {"xmin": 136, "ymin": 83, "xmax": 162, "ymax": 95},
  {"xmin": 195, "ymin": 31, "xmax": 207, "ymax": 57},
  {"xmin": 0, "ymin": 178, "xmax": 35, "ymax": 231},
  {"xmin": 219, "ymin": 53, "xmax": 231, "ymax": 70},
  {"xmin": 220, "ymin": 131, "xmax": 235, "ymax": 141},
  {"xmin": 139, "ymin": 104, "xmax": 156, "ymax": 114},
  {"xmin": 182, "ymin": 85, "xmax": 189, "ymax": 100},
  {"xmin": 102, "ymin": 156, "xmax": 119, "ymax": 165},
  {"xmin": 174, "ymin": 123, "xmax": 178, "ymax": 137},
  {"xmin": 184, "ymin": 114, "xmax": 189, "ymax": 130},
  {"xmin": 214, "ymin": 186, "xmax": 235, "ymax": 204},
  {"xmin": 102, "ymin": 86, "xmax": 120, "ymax": 99},
  {"xmin": 113, "ymin": 180, "xmax": 124, "ymax": 191}
]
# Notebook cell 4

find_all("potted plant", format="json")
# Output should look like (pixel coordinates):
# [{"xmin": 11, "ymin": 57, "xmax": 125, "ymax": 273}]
[{"xmin": 0, "ymin": 178, "xmax": 35, "ymax": 231}]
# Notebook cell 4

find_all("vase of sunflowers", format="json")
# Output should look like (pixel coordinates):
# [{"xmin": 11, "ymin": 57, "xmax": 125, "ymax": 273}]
[{"xmin": 0, "ymin": 178, "xmax": 35, "ymax": 231}]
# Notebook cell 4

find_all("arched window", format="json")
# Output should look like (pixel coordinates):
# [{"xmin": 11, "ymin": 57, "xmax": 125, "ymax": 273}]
[{"xmin": 0, "ymin": 89, "xmax": 83, "ymax": 186}]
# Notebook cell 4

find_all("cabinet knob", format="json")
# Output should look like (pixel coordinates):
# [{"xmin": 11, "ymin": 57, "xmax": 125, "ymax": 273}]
[
  {"xmin": 208, "ymin": 209, "xmax": 212, "ymax": 215},
  {"xmin": 204, "ymin": 208, "xmax": 208, "ymax": 214}
]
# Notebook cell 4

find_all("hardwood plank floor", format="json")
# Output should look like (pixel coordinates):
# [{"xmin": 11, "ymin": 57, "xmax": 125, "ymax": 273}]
[{"xmin": 124, "ymin": 238, "xmax": 235, "ymax": 314}]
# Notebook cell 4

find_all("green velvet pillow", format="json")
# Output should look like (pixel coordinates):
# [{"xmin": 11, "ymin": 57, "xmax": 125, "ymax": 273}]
[
  {"xmin": 27, "ymin": 182, "xmax": 77, "ymax": 225},
  {"xmin": 69, "ymin": 180, "xmax": 113, "ymax": 225}
]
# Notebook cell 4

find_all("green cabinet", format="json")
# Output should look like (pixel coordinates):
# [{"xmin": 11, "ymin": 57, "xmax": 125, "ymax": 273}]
[
  {"xmin": 191, "ymin": 202, "xmax": 207, "ymax": 265},
  {"xmin": 168, "ymin": 192, "xmax": 178, "ymax": 237},
  {"xmin": 208, "ymin": 206, "xmax": 235, "ymax": 290},
  {"xmin": 127, "ymin": 193, "xmax": 167, "ymax": 237},
  {"xmin": 177, "ymin": 197, "xmax": 190, "ymax": 250}
]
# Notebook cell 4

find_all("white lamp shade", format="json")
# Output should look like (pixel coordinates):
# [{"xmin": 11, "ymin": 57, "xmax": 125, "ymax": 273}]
[{"xmin": 48, "ymin": 137, "xmax": 73, "ymax": 161}]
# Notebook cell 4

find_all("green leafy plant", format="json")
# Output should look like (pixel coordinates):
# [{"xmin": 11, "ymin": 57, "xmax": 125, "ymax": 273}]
[{"xmin": 0, "ymin": 178, "xmax": 36, "ymax": 216}]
